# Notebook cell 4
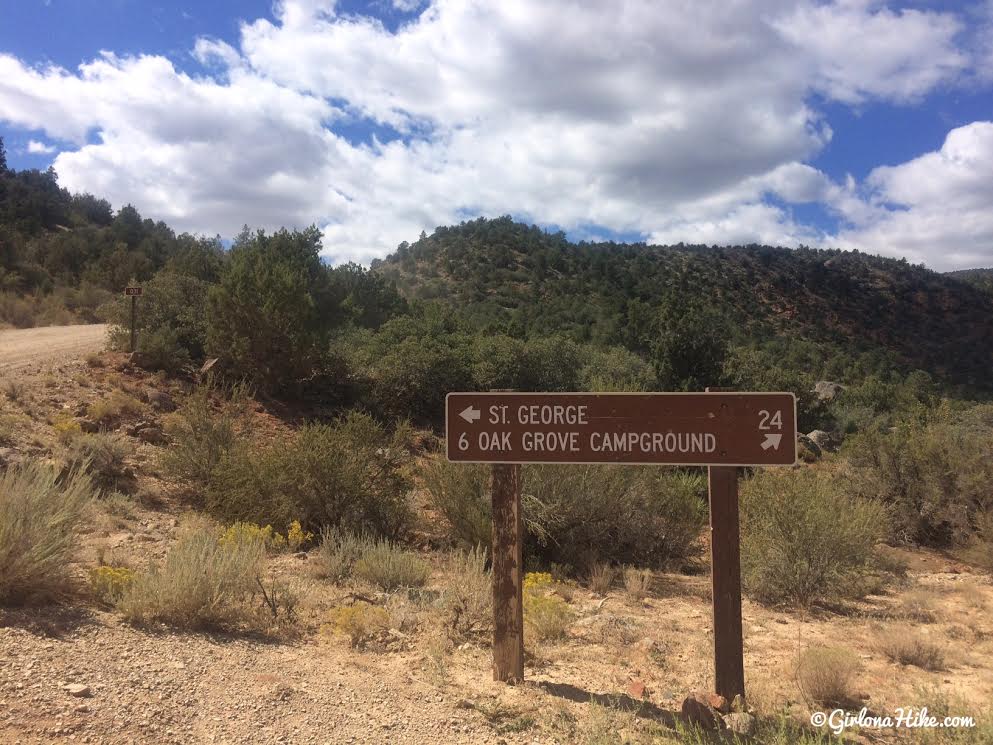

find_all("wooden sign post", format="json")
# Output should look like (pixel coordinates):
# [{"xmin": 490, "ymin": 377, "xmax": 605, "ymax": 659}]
[
  {"xmin": 124, "ymin": 286, "xmax": 142, "ymax": 353},
  {"xmin": 445, "ymin": 391, "xmax": 797, "ymax": 696},
  {"xmin": 490, "ymin": 463, "xmax": 524, "ymax": 682}
]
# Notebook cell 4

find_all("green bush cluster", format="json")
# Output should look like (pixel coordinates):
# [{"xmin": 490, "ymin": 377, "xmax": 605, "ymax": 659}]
[
  {"xmin": 424, "ymin": 459, "xmax": 706, "ymax": 572},
  {"xmin": 844, "ymin": 403, "xmax": 993, "ymax": 547},
  {"xmin": 740, "ymin": 469, "xmax": 888, "ymax": 607},
  {"xmin": 205, "ymin": 412, "xmax": 412, "ymax": 537}
]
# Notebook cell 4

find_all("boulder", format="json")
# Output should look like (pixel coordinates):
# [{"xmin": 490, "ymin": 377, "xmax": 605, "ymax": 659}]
[
  {"xmin": 706, "ymin": 692, "xmax": 729, "ymax": 714},
  {"xmin": 79, "ymin": 419, "xmax": 100, "ymax": 434},
  {"xmin": 64, "ymin": 683, "xmax": 92, "ymax": 698},
  {"xmin": 681, "ymin": 693, "xmax": 725, "ymax": 731},
  {"xmin": 813, "ymin": 380, "xmax": 846, "ymax": 402},
  {"xmin": 807, "ymin": 429, "xmax": 838, "ymax": 452},
  {"xmin": 136, "ymin": 426, "xmax": 168, "ymax": 445},
  {"xmin": 797, "ymin": 433, "xmax": 822, "ymax": 461},
  {"xmin": 723, "ymin": 712, "xmax": 756, "ymax": 736},
  {"xmin": 146, "ymin": 390, "xmax": 176, "ymax": 412}
]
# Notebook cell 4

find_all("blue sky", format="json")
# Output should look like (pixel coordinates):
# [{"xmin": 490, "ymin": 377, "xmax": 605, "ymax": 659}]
[{"xmin": 1, "ymin": 1, "xmax": 992, "ymax": 269}]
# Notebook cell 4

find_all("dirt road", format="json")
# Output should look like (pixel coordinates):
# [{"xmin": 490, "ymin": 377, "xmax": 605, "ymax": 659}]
[{"xmin": 0, "ymin": 324, "xmax": 108, "ymax": 373}]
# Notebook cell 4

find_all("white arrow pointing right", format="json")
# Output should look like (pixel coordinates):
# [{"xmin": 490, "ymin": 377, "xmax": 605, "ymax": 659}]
[
  {"xmin": 460, "ymin": 406, "xmax": 481, "ymax": 424},
  {"xmin": 761, "ymin": 433, "xmax": 783, "ymax": 451}
]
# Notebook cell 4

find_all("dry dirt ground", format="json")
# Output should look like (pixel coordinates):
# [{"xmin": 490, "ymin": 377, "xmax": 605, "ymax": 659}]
[
  {"xmin": 0, "ymin": 325, "xmax": 109, "ymax": 373},
  {"xmin": 1, "ymin": 342, "xmax": 992, "ymax": 744}
]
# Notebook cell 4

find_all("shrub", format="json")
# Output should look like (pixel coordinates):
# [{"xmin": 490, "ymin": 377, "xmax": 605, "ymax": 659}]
[
  {"xmin": 740, "ymin": 469, "xmax": 888, "ymax": 608},
  {"xmin": 89, "ymin": 566, "xmax": 136, "ymax": 605},
  {"xmin": 0, "ymin": 462, "xmax": 95, "ymax": 605},
  {"xmin": 875, "ymin": 627, "xmax": 946, "ymax": 670},
  {"xmin": 207, "ymin": 412, "xmax": 412, "ymax": 537},
  {"xmin": 579, "ymin": 346, "xmax": 657, "ymax": 392},
  {"xmin": 87, "ymin": 390, "xmax": 143, "ymax": 426},
  {"xmin": 286, "ymin": 520, "xmax": 313, "ymax": 551},
  {"xmin": 219, "ymin": 522, "xmax": 287, "ymax": 552},
  {"xmin": 132, "ymin": 327, "xmax": 192, "ymax": 374},
  {"xmin": 52, "ymin": 414, "xmax": 82, "ymax": 444},
  {"xmin": 107, "ymin": 270, "xmax": 211, "ymax": 366},
  {"xmin": 896, "ymin": 590, "xmax": 939, "ymax": 623},
  {"xmin": 206, "ymin": 227, "xmax": 341, "ymax": 395},
  {"xmin": 352, "ymin": 539, "xmax": 430, "ymax": 591},
  {"xmin": 326, "ymin": 603, "xmax": 390, "ymax": 648},
  {"xmin": 117, "ymin": 517, "xmax": 264, "ymax": 629},
  {"xmin": 796, "ymin": 647, "xmax": 860, "ymax": 707},
  {"xmin": 441, "ymin": 546, "xmax": 492, "ymax": 642},
  {"xmin": 845, "ymin": 404, "xmax": 993, "ymax": 547},
  {"xmin": 160, "ymin": 380, "xmax": 248, "ymax": 488},
  {"xmin": 523, "ymin": 465, "xmax": 707, "ymax": 570},
  {"xmin": 423, "ymin": 460, "xmax": 491, "ymax": 550},
  {"xmin": 64, "ymin": 432, "xmax": 133, "ymax": 491},
  {"xmin": 523, "ymin": 572, "xmax": 573, "ymax": 642},
  {"xmin": 316, "ymin": 526, "xmax": 371, "ymax": 583},
  {"xmin": 2, "ymin": 378, "xmax": 26, "ymax": 402}
]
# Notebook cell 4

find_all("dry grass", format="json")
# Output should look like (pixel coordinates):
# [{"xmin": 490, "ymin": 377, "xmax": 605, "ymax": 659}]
[
  {"xmin": 0, "ymin": 461, "xmax": 96, "ymax": 605},
  {"xmin": 896, "ymin": 588, "xmax": 939, "ymax": 623},
  {"xmin": 587, "ymin": 563, "xmax": 616, "ymax": 596},
  {"xmin": 441, "ymin": 546, "xmax": 491, "ymax": 642},
  {"xmin": 796, "ymin": 646, "xmax": 860, "ymax": 707},
  {"xmin": 875, "ymin": 626, "xmax": 946, "ymax": 671},
  {"xmin": 2, "ymin": 378, "xmax": 26, "ymax": 402},
  {"xmin": 623, "ymin": 566, "xmax": 653, "ymax": 600}
]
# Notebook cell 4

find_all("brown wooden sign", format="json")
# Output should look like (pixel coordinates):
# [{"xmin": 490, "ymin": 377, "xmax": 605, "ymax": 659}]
[
  {"xmin": 446, "ymin": 392, "xmax": 797, "ymax": 466},
  {"xmin": 124, "ymin": 286, "xmax": 143, "ymax": 296}
]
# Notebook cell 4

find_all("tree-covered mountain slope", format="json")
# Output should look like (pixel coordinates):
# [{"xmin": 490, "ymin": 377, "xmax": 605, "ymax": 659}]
[{"xmin": 372, "ymin": 216, "xmax": 993, "ymax": 390}]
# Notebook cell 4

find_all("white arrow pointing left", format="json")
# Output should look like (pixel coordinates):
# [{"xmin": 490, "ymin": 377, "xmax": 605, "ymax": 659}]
[
  {"xmin": 460, "ymin": 406, "xmax": 481, "ymax": 424},
  {"xmin": 761, "ymin": 433, "xmax": 783, "ymax": 451}
]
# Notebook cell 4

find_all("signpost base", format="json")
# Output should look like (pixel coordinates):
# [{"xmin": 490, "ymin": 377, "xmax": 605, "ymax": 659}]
[
  {"xmin": 491, "ymin": 462, "xmax": 524, "ymax": 683},
  {"xmin": 708, "ymin": 465, "xmax": 745, "ymax": 703}
]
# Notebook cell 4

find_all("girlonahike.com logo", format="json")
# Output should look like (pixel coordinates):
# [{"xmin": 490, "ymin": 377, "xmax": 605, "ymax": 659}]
[{"xmin": 811, "ymin": 707, "xmax": 976, "ymax": 735}]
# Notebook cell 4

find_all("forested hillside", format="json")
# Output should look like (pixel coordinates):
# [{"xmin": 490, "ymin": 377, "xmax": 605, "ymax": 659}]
[{"xmin": 373, "ymin": 216, "xmax": 993, "ymax": 391}]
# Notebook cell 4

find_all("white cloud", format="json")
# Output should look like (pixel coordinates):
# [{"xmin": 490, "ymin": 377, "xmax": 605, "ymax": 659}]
[
  {"xmin": 834, "ymin": 121, "xmax": 993, "ymax": 270},
  {"xmin": 0, "ymin": 1, "xmax": 989, "ymax": 268},
  {"xmin": 26, "ymin": 139, "xmax": 56, "ymax": 154}
]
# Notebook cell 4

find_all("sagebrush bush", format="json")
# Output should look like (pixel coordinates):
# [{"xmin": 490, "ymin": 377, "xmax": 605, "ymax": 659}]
[
  {"xmin": 160, "ymin": 380, "xmax": 248, "ymax": 489},
  {"xmin": 740, "ymin": 469, "xmax": 888, "ymax": 607},
  {"xmin": 0, "ymin": 462, "xmax": 95, "ymax": 605},
  {"xmin": 316, "ymin": 526, "xmax": 371, "ymax": 583},
  {"xmin": 117, "ymin": 517, "xmax": 264, "ymax": 629},
  {"xmin": 797, "ymin": 647, "xmax": 860, "ymax": 707},
  {"xmin": 845, "ymin": 404, "xmax": 993, "ymax": 547},
  {"xmin": 207, "ymin": 412, "xmax": 412, "ymax": 537},
  {"xmin": 63, "ymin": 432, "xmax": 133, "ymax": 491},
  {"xmin": 352, "ymin": 539, "xmax": 430, "ymax": 591},
  {"xmin": 441, "ymin": 546, "xmax": 492, "ymax": 642},
  {"xmin": 875, "ymin": 627, "xmax": 946, "ymax": 670},
  {"xmin": 87, "ymin": 390, "xmax": 144, "ymax": 425}
]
